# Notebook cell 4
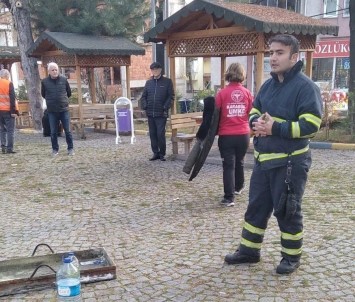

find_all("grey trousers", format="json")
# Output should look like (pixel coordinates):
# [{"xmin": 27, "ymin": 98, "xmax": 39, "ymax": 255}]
[{"xmin": 0, "ymin": 111, "xmax": 15, "ymax": 152}]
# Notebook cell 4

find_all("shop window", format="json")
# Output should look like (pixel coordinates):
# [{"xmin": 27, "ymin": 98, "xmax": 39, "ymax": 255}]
[
  {"xmin": 324, "ymin": 0, "xmax": 338, "ymax": 17},
  {"xmin": 286, "ymin": 0, "xmax": 301, "ymax": 12},
  {"xmin": 335, "ymin": 58, "xmax": 349, "ymax": 89},
  {"xmin": 343, "ymin": 0, "xmax": 350, "ymax": 17},
  {"xmin": 312, "ymin": 58, "xmax": 333, "ymax": 84},
  {"xmin": 278, "ymin": 0, "xmax": 286, "ymax": 9}
]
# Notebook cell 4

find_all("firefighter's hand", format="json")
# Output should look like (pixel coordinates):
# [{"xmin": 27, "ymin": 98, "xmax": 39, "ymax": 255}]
[
  {"xmin": 252, "ymin": 112, "xmax": 274, "ymax": 137},
  {"xmin": 263, "ymin": 112, "xmax": 274, "ymax": 135}
]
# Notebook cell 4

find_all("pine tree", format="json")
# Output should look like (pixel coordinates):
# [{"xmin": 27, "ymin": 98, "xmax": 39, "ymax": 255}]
[{"xmin": 29, "ymin": 0, "xmax": 150, "ymax": 38}]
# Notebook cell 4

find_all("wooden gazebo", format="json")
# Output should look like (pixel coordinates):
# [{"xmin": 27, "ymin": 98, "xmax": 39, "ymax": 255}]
[
  {"xmin": 0, "ymin": 46, "xmax": 21, "ymax": 70},
  {"xmin": 144, "ymin": 0, "xmax": 339, "ymax": 113},
  {"xmin": 27, "ymin": 31, "xmax": 145, "ymax": 132}
]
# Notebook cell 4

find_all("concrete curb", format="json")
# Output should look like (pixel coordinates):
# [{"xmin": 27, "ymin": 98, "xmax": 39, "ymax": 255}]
[
  {"xmin": 18, "ymin": 128, "xmax": 42, "ymax": 134},
  {"xmin": 19, "ymin": 128, "xmax": 355, "ymax": 151},
  {"xmin": 310, "ymin": 141, "xmax": 355, "ymax": 150}
]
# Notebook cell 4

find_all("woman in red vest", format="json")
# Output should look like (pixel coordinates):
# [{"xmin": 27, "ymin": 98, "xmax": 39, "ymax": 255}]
[{"xmin": 216, "ymin": 63, "xmax": 253, "ymax": 207}]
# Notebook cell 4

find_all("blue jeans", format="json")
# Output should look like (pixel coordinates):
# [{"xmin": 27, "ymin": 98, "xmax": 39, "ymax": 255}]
[
  {"xmin": 48, "ymin": 111, "xmax": 73, "ymax": 151},
  {"xmin": 0, "ymin": 111, "xmax": 15, "ymax": 152}
]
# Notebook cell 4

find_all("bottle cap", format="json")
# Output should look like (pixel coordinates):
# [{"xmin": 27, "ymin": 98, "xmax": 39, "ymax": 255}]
[{"xmin": 63, "ymin": 257, "xmax": 72, "ymax": 263}]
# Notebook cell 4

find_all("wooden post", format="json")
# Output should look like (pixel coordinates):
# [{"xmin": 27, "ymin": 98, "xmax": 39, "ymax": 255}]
[
  {"xmin": 169, "ymin": 56, "xmax": 176, "ymax": 114},
  {"xmin": 126, "ymin": 65, "xmax": 131, "ymax": 99},
  {"xmin": 169, "ymin": 55, "xmax": 178, "ymax": 154},
  {"xmin": 110, "ymin": 67, "xmax": 114, "ymax": 86},
  {"xmin": 89, "ymin": 68, "xmax": 96, "ymax": 104},
  {"xmin": 220, "ymin": 56, "xmax": 226, "ymax": 89},
  {"xmin": 305, "ymin": 51, "xmax": 313, "ymax": 79},
  {"xmin": 43, "ymin": 57, "xmax": 48, "ymax": 77},
  {"xmin": 75, "ymin": 59, "xmax": 84, "ymax": 138},
  {"xmin": 255, "ymin": 51, "xmax": 264, "ymax": 93},
  {"xmin": 255, "ymin": 33, "xmax": 265, "ymax": 94}
]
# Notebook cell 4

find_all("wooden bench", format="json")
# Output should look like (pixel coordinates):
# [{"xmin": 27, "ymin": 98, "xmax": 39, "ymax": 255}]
[
  {"xmin": 170, "ymin": 112, "xmax": 202, "ymax": 155},
  {"xmin": 69, "ymin": 104, "xmax": 116, "ymax": 138},
  {"xmin": 16, "ymin": 101, "xmax": 33, "ymax": 128}
]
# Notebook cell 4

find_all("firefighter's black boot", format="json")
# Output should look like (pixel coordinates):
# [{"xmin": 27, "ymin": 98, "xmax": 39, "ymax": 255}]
[
  {"xmin": 224, "ymin": 250, "xmax": 260, "ymax": 265},
  {"xmin": 276, "ymin": 258, "xmax": 300, "ymax": 274}
]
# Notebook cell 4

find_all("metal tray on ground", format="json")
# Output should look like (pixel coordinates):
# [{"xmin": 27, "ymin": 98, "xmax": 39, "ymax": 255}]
[{"xmin": 0, "ymin": 244, "xmax": 116, "ymax": 297}]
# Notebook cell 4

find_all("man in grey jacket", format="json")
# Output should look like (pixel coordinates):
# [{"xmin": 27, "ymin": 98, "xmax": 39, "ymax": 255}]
[{"xmin": 41, "ymin": 62, "xmax": 74, "ymax": 156}]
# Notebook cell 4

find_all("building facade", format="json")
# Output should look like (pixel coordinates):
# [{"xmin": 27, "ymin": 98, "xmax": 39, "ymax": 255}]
[{"xmin": 308, "ymin": 0, "xmax": 350, "ymax": 92}]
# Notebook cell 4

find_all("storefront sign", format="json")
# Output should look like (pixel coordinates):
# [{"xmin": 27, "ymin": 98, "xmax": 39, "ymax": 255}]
[{"xmin": 313, "ymin": 39, "xmax": 350, "ymax": 58}]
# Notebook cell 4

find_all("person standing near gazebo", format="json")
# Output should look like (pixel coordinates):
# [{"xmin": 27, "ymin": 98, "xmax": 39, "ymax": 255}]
[
  {"xmin": 0, "ymin": 69, "xmax": 18, "ymax": 154},
  {"xmin": 41, "ymin": 62, "xmax": 74, "ymax": 156},
  {"xmin": 141, "ymin": 62, "xmax": 175, "ymax": 161}
]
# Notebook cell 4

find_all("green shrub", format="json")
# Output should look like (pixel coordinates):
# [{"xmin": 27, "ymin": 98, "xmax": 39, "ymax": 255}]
[
  {"xmin": 190, "ymin": 89, "xmax": 216, "ymax": 112},
  {"xmin": 16, "ymin": 84, "xmax": 28, "ymax": 101}
]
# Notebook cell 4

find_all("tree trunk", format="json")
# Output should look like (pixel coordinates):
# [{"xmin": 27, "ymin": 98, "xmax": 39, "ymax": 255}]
[
  {"xmin": 349, "ymin": 0, "xmax": 355, "ymax": 136},
  {"xmin": 10, "ymin": 0, "xmax": 43, "ymax": 130}
]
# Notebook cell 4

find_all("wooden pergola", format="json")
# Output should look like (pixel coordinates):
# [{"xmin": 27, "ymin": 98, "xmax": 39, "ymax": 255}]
[
  {"xmin": 27, "ymin": 31, "xmax": 145, "ymax": 126},
  {"xmin": 0, "ymin": 46, "xmax": 21, "ymax": 70},
  {"xmin": 144, "ymin": 0, "xmax": 339, "ymax": 114}
]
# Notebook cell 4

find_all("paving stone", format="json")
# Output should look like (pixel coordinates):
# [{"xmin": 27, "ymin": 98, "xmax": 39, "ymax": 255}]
[{"xmin": 0, "ymin": 131, "xmax": 354, "ymax": 301}]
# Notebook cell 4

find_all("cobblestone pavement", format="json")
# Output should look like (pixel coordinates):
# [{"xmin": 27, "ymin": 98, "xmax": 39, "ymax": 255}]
[{"xmin": 0, "ymin": 130, "xmax": 354, "ymax": 302}]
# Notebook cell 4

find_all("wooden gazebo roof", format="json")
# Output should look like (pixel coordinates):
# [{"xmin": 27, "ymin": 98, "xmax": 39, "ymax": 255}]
[
  {"xmin": 27, "ymin": 31, "xmax": 145, "ymax": 133},
  {"xmin": 145, "ymin": 0, "xmax": 338, "ymax": 45},
  {"xmin": 0, "ymin": 46, "xmax": 21, "ymax": 69},
  {"xmin": 27, "ymin": 31, "xmax": 145, "ymax": 67},
  {"xmin": 144, "ymin": 0, "xmax": 338, "ymax": 107}
]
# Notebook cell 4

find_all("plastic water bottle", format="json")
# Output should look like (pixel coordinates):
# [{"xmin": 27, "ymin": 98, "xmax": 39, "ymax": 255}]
[
  {"xmin": 67, "ymin": 252, "xmax": 80, "ymax": 270},
  {"xmin": 56, "ymin": 257, "xmax": 81, "ymax": 301}
]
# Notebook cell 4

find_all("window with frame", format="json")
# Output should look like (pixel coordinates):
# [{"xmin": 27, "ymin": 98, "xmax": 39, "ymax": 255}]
[
  {"xmin": 324, "ymin": 0, "xmax": 338, "ymax": 17},
  {"xmin": 335, "ymin": 58, "xmax": 349, "ymax": 89},
  {"xmin": 254, "ymin": 0, "xmax": 301, "ymax": 13},
  {"xmin": 343, "ymin": 0, "xmax": 349, "ymax": 17},
  {"xmin": 312, "ymin": 58, "xmax": 333, "ymax": 83}
]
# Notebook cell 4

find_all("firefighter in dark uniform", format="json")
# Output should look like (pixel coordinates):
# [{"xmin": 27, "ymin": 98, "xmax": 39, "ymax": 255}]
[{"xmin": 224, "ymin": 34, "xmax": 323, "ymax": 274}]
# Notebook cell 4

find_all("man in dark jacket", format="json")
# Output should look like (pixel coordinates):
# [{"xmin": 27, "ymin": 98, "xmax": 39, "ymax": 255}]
[
  {"xmin": 41, "ymin": 62, "xmax": 74, "ymax": 156},
  {"xmin": 141, "ymin": 62, "xmax": 175, "ymax": 161},
  {"xmin": 224, "ymin": 34, "xmax": 323, "ymax": 274}
]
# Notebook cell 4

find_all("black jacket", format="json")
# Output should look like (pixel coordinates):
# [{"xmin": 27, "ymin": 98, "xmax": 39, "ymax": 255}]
[
  {"xmin": 140, "ymin": 75, "xmax": 174, "ymax": 118},
  {"xmin": 41, "ymin": 75, "xmax": 71, "ymax": 113}
]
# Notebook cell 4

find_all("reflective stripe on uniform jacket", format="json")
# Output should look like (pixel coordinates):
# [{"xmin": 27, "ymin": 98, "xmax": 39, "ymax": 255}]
[{"xmin": 249, "ymin": 61, "xmax": 322, "ymax": 168}]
